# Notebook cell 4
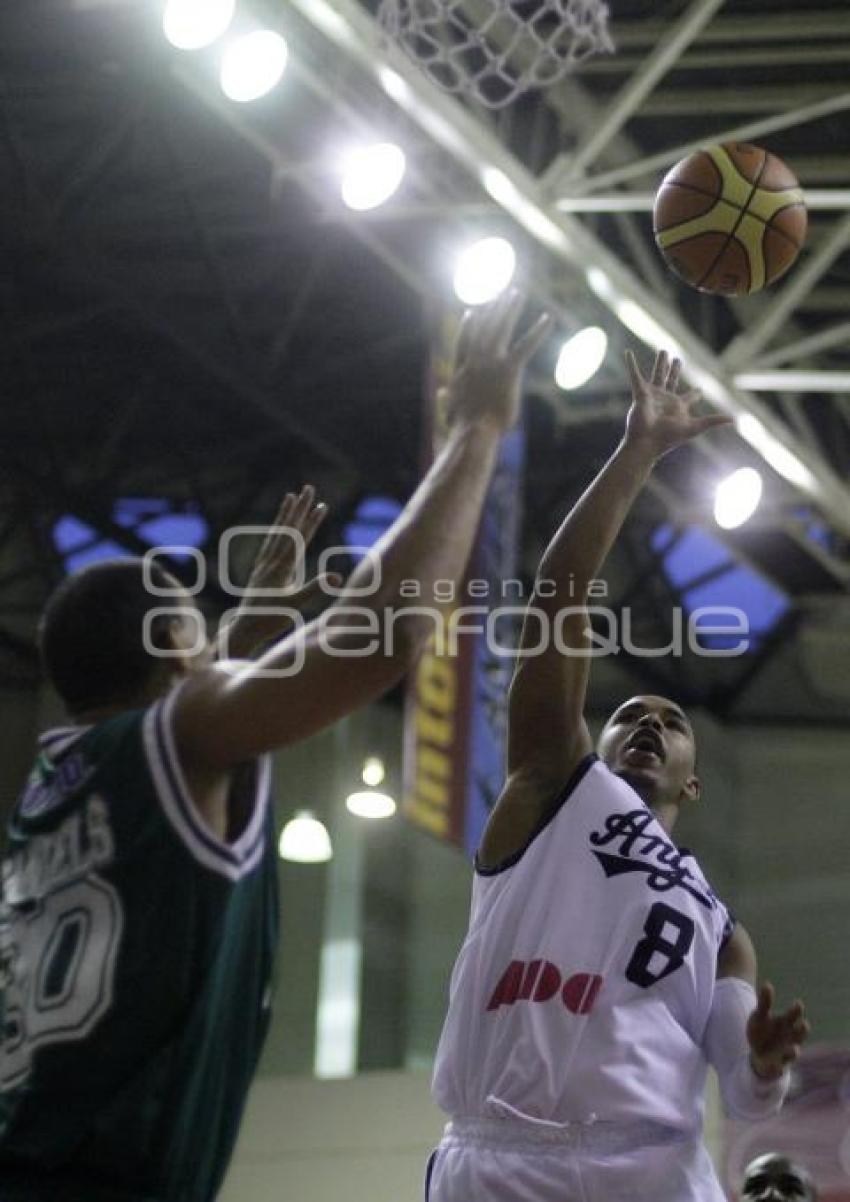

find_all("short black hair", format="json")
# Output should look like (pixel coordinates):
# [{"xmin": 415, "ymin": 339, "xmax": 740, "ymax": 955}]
[{"xmin": 39, "ymin": 557, "xmax": 181, "ymax": 714}]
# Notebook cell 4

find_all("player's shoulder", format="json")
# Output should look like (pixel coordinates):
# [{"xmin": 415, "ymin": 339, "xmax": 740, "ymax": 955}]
[
  {"xmin": 476, "ymin": 752, "xmax": 600, "ymax": 874},
  {"xmin": 15, "ymin": 710, "xmax": 147, "ymax": 825}
]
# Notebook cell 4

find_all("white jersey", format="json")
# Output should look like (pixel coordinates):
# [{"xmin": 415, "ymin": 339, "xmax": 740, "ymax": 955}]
[{"xmin": 432, "ymin": 754, "xmax": 733, "ymax": 1135}]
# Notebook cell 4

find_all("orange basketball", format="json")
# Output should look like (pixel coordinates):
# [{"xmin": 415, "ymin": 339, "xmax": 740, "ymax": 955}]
[{"xmin": 653, "ymin": 143, "xmax": 807, "ymax": 296}]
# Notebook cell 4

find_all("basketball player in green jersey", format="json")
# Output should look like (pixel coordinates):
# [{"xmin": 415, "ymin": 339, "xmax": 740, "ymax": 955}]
[{"xmin": 0, "ymin": 292, "xmax": 551, "ymax": 1202}]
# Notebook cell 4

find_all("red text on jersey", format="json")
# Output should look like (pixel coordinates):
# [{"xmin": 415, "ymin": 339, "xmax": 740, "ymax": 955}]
[{"xmin": 486, "ymin": 960, "xmax": 604, "ymax": 1015}]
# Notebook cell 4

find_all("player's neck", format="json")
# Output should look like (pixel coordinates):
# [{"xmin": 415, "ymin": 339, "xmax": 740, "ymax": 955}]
[
  {"xmin": 647, "ymin": 799, "xmax": 678, "ymax": 835},
  {"xmin": 621, "ymin": 772, "xmax": 679, "ymax": 833},
  {"xmin": 72, "ymin": 670, "xmax": 184, "ymax": 725}
]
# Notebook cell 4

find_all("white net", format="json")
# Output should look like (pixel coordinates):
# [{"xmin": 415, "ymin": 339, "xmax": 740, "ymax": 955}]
[{"xmin": 378, "ymin": 0, "xmax": 614, "ymax": 109}]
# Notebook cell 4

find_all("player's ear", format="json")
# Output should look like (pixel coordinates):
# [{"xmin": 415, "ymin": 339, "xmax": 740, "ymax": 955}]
[
  {"xmin": 148, "ymin": 613, "xmax": 180, "ymax": 653},
  {"xmin": 148, "ymin": 614, "xmax": 196, "ymax": 677},
  {"xmin": 681, "ymin": 773, "xmax": 700, "ymax": 804}
]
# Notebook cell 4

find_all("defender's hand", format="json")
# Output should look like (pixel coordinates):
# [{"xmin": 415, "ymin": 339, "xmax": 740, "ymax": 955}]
[
  {"xmin": 747, "ymin": 982, "xmax": 810, "ymax": 1080},
  {"xmin": 624, "ymin": 349, "xmax": 731, "ymax": 460},
  {"xmin": 219, "ymin": 485, "xmax": 340, "ymax": 657},
  {"xmin": 442, "ymin": 290, "xmax": 551, "ymax": 434}
]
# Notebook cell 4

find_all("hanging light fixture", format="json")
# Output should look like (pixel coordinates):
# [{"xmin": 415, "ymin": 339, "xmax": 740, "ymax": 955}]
[
  {"xmin": 345, "ymin": 791, "xmax": 397, "ymax": 819},
  {"xmin": 278, "ymin": 810, "xmax": 332, "ymax": 862},
  {"xmin": 361, "ymin": 756, "xmax": 385, "ymax": 787}
]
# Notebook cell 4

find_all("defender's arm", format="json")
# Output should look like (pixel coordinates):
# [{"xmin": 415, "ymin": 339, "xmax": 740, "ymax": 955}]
[{"xmin": 173, "ymin": 294, "xmax": 551, "ymax": 771}]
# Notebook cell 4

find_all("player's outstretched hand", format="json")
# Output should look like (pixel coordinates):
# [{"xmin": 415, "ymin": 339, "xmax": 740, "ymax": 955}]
[
  {"xmin": 443, "ymin": 289, "xmax": 551, "ymax": 434},
  {"xmin": 746, "ymin": 981, "xmax": 810, "ymax": 1081},
  {"xmin": 218, "ymin": 485, "xmax": 341, "ymax": 658},
  {"xmin": 624, "ymin": 349, "xmax": 732, "ymax": 460}
]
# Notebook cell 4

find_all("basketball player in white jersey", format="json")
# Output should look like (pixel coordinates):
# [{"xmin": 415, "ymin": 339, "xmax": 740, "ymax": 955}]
[{"xmin": 427, "ymin": 349, "xmax": 809, "ymax": 1202}]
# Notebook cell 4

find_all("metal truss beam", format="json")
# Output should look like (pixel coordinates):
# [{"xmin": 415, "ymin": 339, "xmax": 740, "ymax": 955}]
[
  {"xmin": 734, "ymin": 371, "xmax": 850, "ymax": 393},
  {"xmin": 611, "ymin": 11, "xmax": 850, "ymax": 47},
  {"xmin": 581, "ymin": 44, "xmax": 850, "ymax": 75},
  {"xmin": 549, "ymin": 92, "xmax": 850, "ymax": 197},
  {"xmin": 555, "ymin": 0, "xmax": 725, "ymax": 184},
  {"xmin": 554, "ymin": 191, "xmax": 850, "ymax": 214},
  {"xmin": 723, "ymin": 213, "xmax": 850, "ymax": 366},
  {"xmin": 753, "ymin": 321, "xmax": 850, "ymax": 369},
  {"xmin": 283, "ymin": 0, "xmax": 850, "ymax": 538},
  {"xmin": 636, "ymin": 83, "xmax": 847, "ymax": 119}
]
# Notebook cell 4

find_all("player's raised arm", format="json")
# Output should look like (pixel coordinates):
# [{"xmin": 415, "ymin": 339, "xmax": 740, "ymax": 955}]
[
  {"xmin": 478, "ymin": 349, "xmax": 731, "ymax": 868},
  {"xmin": 173, "ymin": 292, "xmax": 551, "ymax": 770}
]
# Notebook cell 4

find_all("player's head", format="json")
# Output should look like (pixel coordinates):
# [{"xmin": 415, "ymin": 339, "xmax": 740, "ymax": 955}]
[
  {"xmin": 596, "ymin": 694, "xmax": 699, "ymax": 815},
  {"xmin": 39, "ymin": 557, "xmax": 212, "ymax": 717},
  {"xmin": 741, "ymin": 1153, "xmax": 817, "ymax": 1201}
]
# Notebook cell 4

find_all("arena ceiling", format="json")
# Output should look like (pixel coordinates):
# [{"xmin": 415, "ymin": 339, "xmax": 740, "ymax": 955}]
[{"xmin": 0, "ymin": 0, "xmax": 848, "ymax": 724}]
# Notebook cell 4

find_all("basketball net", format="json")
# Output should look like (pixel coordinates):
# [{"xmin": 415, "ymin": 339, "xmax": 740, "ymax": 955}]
[{"xmin": 378, "ymin": 0, "xmax": 614, "ymax": 109}]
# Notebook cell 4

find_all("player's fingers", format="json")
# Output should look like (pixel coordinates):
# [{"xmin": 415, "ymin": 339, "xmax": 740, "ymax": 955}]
[
  {"xmin": 651, "ymin": 350, "xmax": 668, "ymax": 387},
  {"xmin": 274, "ymin": 493, "xmax": 297, "ymax": 525},
  {"xmin": 511, "ymin": 311, "xmax": 552, "ymax": 363},
  {"xmin": 287, "ymin": 572, "xmax": 341, "ymax": 604},
  {"xmin": 452, "ymin": 310, "xmax": 475, "ymax": 369},
  {"xmin": 259, "ymin": 493, "xmax": 296, "ymax": 546},
  {"xmin": 492, "ymin": 288, "xmax": 525, "ymax": 356},
  {"xmin": 301, "ymin": 501, "xmax": 329, "ymax": 545},
  {"xmin": 687, "ymin": 414, "xmax": 733, "ymax": 437},
  {"xmin": 470, "ymin": 292, "xmax": 508, "ymax": 358},
  {"xmin": 666, "ymin": 357, "xmax": 682, "ymax": 393},
  {"xmin": 625, "ymin": 350, "xmax": 648, "ymax": 398},
  {"xmin": 757, "ymin": 981, "xmax": 775, "ymax": 1015},
  {"xmin": 291, "ymin": 484, "xmax": 316, "ymax": 527}
]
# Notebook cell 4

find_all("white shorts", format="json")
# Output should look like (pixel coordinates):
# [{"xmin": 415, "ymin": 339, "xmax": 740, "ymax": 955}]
[{"xmin": 425, "ymin": 1116, "xmax": 727, "ymax": 1202}]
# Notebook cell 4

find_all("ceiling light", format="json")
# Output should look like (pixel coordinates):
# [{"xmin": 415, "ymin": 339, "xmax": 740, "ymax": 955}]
[
  {"xmin": 345, "ymin": 791, "xmax": 397, "ymax": 819},
  {"xmin": 555, "ymin": 326, "xmax": 608, "ymax": 390},
  {"xmin": 278, "ymin": 810, "xmax": 332, "ymax": 862},
  {"xmin": 361, "ymin": 756, "xmax": 385, "ymax": 787},
  {"xmin": 714, "ymin": 467, "xmax": 763, "ymax": 530},
  {"xmin": 220, "ymin": 31, "xmax": 289, "ymax": 103},
  {"xmin": 453, "ymin": 237, "xmax": 516, "ymax": 306},
  {"xmin": 341, "ymin": 143, "xmax": 406, "ymax": 211},
  {"xmin": 163, "ymin": 0, "xmax": 235, "ymax": 50}
]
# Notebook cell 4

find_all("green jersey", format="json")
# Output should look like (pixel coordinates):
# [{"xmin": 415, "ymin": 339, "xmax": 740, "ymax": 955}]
[{"xmin": 0, "ymin": 687, "xmax": 279, "ymax": 1202}]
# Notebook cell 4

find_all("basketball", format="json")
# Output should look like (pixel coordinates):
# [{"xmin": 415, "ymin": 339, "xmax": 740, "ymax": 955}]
[{"xmin": 653, "ymin": 143, "xmax": 807, "ymax": 296}]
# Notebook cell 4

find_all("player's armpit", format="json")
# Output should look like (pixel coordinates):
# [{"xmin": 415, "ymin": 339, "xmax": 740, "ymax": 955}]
[{"xmin": 476, "ymin": 756, "xmax": 588, "ymax": 870}]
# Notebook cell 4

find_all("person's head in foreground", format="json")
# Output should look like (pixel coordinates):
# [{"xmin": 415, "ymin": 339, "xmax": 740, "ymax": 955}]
[
  {"xmin": 596, "ymin": 693, "xmax": 698, "ymax": 827},
  {"xmin": 740, "ymin": 1153, "xmax": 818, "ymax": 1201},
  {"xmin": 39, "ymin": 558, "xmax": 211, "ymax": 720}
]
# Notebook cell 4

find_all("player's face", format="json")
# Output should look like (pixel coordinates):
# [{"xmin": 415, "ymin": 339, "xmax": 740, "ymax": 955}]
[
  {"xmin": 741, "ymin": 1154, "xmax": 816, "ymax": 1201},
  {"xmin": 596, "ymin": 695, "xmax": 698, "ymax": 807}
]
